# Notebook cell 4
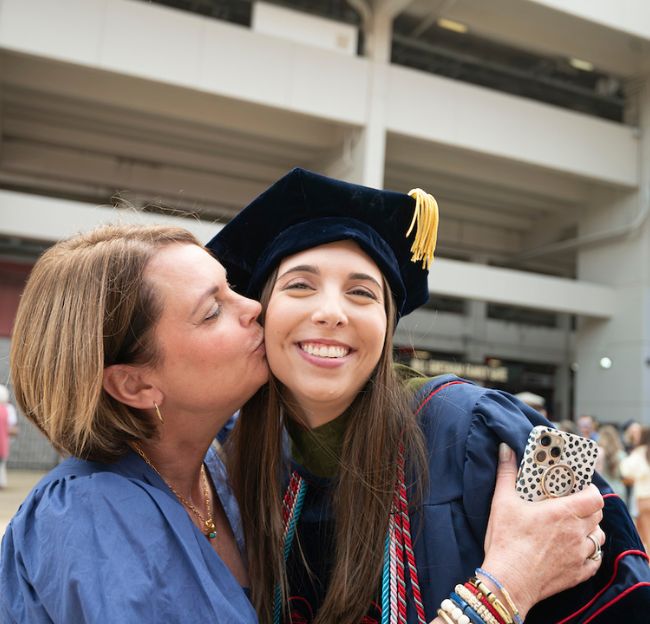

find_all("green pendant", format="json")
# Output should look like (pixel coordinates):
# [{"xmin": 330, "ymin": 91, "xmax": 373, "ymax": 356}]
[{"xmin": 205, "ymin": 519, "xmax": 217, "ymax": 540}]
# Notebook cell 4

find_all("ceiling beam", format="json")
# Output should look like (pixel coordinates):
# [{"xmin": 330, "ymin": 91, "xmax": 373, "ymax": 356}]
[{"xmin": 428, "ymin": 256, "xmax": 615, "ymax": 319}]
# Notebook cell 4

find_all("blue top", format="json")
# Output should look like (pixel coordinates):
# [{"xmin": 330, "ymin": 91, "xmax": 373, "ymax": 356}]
[
  {"xmin": 0, "ymin": 446, "xmax": 258, "ymax": 624},
  {"xmin": 285, "ymin": 376, "xmax": 650, "ymax": 623}
]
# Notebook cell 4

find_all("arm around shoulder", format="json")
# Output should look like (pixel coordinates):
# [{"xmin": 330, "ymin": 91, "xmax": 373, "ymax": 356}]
[{"xmin": 440, "ymin": 387, "xmax": 650, "ymax": 622}]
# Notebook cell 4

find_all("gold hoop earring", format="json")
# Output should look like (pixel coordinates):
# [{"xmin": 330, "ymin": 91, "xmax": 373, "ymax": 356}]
[{"xmin": 154, "ymin": 402, "xmax": 164, "ymax": 424}]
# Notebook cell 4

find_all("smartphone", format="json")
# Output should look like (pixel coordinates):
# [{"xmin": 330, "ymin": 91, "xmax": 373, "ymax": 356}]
[{"xmin": 516, "ymin": 425, "xmax": 598, "ymax": 501}]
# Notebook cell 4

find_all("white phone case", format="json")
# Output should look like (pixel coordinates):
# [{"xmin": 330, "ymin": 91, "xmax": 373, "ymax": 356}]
[{"xmin": 516, "ymin": 425, "xmax": 598, "ymax": 501}]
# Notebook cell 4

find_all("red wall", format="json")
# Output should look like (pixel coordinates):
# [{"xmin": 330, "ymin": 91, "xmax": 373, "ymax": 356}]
[{"xmin": 0, "ymin": 261, "xmax": 33, "ymax": 338}]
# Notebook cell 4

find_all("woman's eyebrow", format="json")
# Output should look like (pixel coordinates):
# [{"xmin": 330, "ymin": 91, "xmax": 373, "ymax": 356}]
[
  {"xmin": 278, "ymin": 265, "xmax": 320, "ymax": 279},
  {"xmin": 349, "ymin": 273, "xmax": 382, "ymax": 288}
]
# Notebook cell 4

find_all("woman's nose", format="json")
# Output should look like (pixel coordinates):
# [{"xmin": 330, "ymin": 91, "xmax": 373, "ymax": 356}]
[
  {"xmin": 238, "ymin": 295, "xmax": 262, "ymax": 326},
  {"xmin": 311, "ymin": 295, "xmax": 347, "ymax": 327}
]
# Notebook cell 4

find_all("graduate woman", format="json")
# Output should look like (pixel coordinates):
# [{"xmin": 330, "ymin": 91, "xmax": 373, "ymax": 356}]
[
  {"xmin": 1, "ymin": 225, "xmax": 267, "ymax": 622},
  {"xmin": 209, "ymin": 168, "xmax": 650, "ymax": 624}
]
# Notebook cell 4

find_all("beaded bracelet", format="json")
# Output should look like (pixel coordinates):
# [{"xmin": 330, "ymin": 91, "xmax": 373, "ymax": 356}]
[
  {"xmin": 468, "ymin": 577, "xmax": 513, "ymax": 624},
  {"xmin": 449, "ymin": 592, "xmax": 488, "ymax": 624},
  {"xmin": 440, "ymin": 598, "xmax": 471, "ymax": 624},
  {"xmin": 475, "ymin": 568, "xmax": 523, "ymax": 624},
  {"xmin": 437, "ymin": 608, "xmax": 457, "ymax": 624},
  {"xmin": 439, "ymin": 570, "xmax": 524, "ymax": 624},
  {"xmin": 454, "ymin": 584, "xmax": 500, "ymax": 624},
  {"xmin": 437, "ymin": 591, "xmax": 493, "ymax": 624},
  {"xmin": 463, "ymin": 583, "xmax": 506, "ymax": 623}
]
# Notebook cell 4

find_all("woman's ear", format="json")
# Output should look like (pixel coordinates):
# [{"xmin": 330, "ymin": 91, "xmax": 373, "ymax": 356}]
[{"xmin": 103, "ymin": 365, "xmax": 160, "ymax": 410}]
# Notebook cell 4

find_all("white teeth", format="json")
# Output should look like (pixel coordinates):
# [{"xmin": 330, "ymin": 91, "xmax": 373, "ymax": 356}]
[{"xmin": 300, "ymin": 343, "xmax": 349, "ymax": 358}]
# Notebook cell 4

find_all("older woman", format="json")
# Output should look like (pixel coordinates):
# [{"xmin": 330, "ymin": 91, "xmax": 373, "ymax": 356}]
[
  {"xmin": 209, "ymin": 168, "xmax": 649, "ymax": 624},
  {"xmin": 0, "ymin": 224, "xmax": 267, "ymax": 622}
]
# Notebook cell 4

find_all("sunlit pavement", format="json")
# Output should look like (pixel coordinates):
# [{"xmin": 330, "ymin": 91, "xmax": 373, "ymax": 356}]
[{"xmin": 1, "ymin": 469, "xmax": 46, "ymax": 540}]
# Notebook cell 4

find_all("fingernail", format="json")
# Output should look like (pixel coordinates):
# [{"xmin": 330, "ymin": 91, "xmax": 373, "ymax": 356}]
[{"xmin": 499, "ymin": 443, "xmax": 512, "ymax": 462}]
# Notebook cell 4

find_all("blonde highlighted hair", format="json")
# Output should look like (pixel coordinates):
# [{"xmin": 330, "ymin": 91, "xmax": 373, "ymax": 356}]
[{"xmin": 10, "ymin": 224, "xmax": 200, "ymax": 462}]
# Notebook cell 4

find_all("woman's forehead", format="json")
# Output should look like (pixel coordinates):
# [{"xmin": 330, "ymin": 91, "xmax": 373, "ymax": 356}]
[
  {"xmin": 148, "ymin": 244, "xmax": 222, "ymax": 278},
  {"xmin": 278, "ymin": 240, "xmax": 381, "ymax": 273}
]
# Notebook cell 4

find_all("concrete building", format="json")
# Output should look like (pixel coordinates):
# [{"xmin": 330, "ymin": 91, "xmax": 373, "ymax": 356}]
[{"xmin": 1, "ymin": 0, "xmax": 649, "ymax": 467}]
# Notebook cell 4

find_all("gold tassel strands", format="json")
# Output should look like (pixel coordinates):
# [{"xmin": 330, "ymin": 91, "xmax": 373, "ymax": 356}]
[{"xmin": 406, "ymin": 188, "xmax": 439, "ymax": 269}]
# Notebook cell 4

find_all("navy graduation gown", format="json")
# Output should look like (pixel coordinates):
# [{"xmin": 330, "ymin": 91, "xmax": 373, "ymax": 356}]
[
  {"xmin": 284, "ymin": 376, "xmax": 650, "ymax": 622},
  {"xmin": 411, "ymin": 375, "xmax": 650, "ymax": 623},
  {"xmin": 0, "ymin": 447, "xmax": 258, "ymax": 624}
]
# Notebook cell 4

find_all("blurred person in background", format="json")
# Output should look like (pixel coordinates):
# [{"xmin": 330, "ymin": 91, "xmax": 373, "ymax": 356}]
[
  {"xmin": 623, "ymin": 420, "xmax": 643, "ymax": 453},
  {"xmin": 514, "ymin": 391, "xmax": 547, "ymax": 418},
  {"xmin": 0, "ymin": 383, "xmax": 19, "ymax": 489},
  {"xmin": 557, "ymin": 419, "xmax": 578, "ymax": 434},
  {"xmin": 622, "ymin": 420, "xmax": 643, "ymax": 518},
  {"xmin": 578, "ymin": 414, "xmax": 599, "ymax": 442},
  {"xmin": 620, "ymin": 427, "xmax": 650, "ymax": 550},
  {"xmin": 596, "ymin": 425, "xmax": 628, "ymax": 500}
]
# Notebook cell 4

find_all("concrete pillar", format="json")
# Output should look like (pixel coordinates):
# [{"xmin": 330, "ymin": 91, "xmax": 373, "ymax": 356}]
[
  {"xmin": 553, "ymin": 314, "xmax": 573, "ymax": 421},
  {"xmin": 575, "ymin": 75, "xmax": 650, "ymax": 425},
  {"xmin": 464, "ymin": 255, "xmax": 488, "ymax": 363},
  {"xmin": 321, "ymin": 1, "xmax": 394, "ymax": 187},
  {"xmin": 465, "ymin": 300, "xmax": 488, "ymax": 363}
]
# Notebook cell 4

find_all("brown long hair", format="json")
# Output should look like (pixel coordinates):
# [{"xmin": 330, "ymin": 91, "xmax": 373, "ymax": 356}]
[
  {"xmin": 228, "ymin": 271, "xmax": 428, "ymax": 624},
  {"xmin": 10, "ymin": 223, "xmax": 200, "ymax": 462}
]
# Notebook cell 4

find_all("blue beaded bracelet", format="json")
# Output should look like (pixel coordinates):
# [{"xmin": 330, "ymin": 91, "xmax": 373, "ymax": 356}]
[
  {"xmin": 449, "ymin": 591, "xmax": 485, "ymax": 624},
  {"xmin": 475, "ymin": 568, "xmax": 523, "ymax": 624}
]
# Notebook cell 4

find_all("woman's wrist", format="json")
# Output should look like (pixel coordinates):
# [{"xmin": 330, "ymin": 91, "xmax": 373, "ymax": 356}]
[
  {"xmin": 475, "ymin": 559, "xmax": 535, "ymax": 621},
  {"xmin": 434, "ymin": 566, "xmax": 532, "ymax": 624}
]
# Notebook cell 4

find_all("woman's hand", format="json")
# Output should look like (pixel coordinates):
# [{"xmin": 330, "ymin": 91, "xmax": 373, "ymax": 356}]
[{"xmin": 480, "ymin": 443, "xmax": 605, "ymax": 619}]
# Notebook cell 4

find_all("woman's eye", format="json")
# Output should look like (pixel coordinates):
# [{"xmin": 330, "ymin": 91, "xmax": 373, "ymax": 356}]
[
  {"xmin": 204, "ymin": 304, "xmax": 222, "ymax": 321},
  {"xmin": 283, "ymin": 281, "xmax": 314, "ymax": 291},
  {"xmin": 349, "ymin": 288, "xmax": 378, "ymax": 300}
]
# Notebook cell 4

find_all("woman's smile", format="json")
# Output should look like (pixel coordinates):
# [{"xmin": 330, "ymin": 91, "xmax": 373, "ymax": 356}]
[{"xmin": 296, "ymin": 340, "xmax": 354, "ymax": 368}]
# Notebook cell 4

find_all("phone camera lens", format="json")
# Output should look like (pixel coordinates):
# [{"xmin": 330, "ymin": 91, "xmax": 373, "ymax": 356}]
[
  {"xmin": 535, "ymin": 450, "xmax": 547, "ymax": 462},
  {"xmin": 540, "ymin": 436, "xmax": 552, "ymax": 446},
  {"xmin": 550, "ymin": 447, "xmax": 561, "ymax": 458}
]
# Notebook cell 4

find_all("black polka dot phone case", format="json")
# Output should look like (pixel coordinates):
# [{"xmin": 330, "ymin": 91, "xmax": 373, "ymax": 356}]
[{"xmin": 516, "ymin": 425, "xmax": 598, "ymax": 501}]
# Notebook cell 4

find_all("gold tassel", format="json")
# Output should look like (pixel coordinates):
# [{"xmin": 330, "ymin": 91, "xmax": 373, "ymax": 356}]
[{"xmin": 406, "ymin": 188, "xmax": 439, "ymax": 269}]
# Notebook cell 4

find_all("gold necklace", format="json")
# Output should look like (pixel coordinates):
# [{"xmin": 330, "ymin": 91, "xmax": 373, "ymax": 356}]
[{"xmin": 133, "ymin": 443, "xmax": 217, "ymax": 540}]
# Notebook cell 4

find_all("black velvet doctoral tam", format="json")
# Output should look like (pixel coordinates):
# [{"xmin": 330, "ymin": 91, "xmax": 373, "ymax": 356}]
[{"xmin": 206, "ymin": 167, "xmax": 433, "ymax": 318}]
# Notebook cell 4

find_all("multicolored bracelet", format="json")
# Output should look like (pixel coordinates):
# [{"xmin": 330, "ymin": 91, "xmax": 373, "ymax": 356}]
[
  {"xmin": 449, "ymin": 591, "xmax": 489, "ymax": 624},
  {"xmin": 475, "ymin": 568, "xmax": 523, "ymax": 624},
  {"xmin": 468, "ymin": 577, "xmax": 512, "ymax": 624},
  {"xmin": 463, "ymin": 583, "xmax": 506, "ymax": 623},
  {"xmin": 455, "ymin": 584, "xmax": 501, "ymax": 624},
  {"xmin": 435, "ymin": 569, "xmax": 523, "ymax": 624},
  {"xmin": 440, "ymin": 597, "xmax": 471, "ymax": 624},
  {"xmin": 436, "ymin": 608, "xmax": 457, "ymax": 624}
]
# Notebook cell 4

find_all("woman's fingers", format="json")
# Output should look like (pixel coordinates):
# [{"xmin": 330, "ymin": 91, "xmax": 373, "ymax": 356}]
[
  {"xmin": 584, "ymin": 526, "xmax": 606, "ymax": 559},
  {"xmin": 490, "ymin": 443, "xmax": 518, "ymax": 511},
  {"xmin": 557, "ymin": 483, "xmax": 604, "ymax": 518},
  {"xmin": 482, "ymin": 443, "xmax": 607, "ymax": 611},
  {"xmin": 492, "ymin": 445, "xmax": 603, "ymax": 520},
  {"xmin": 494, "ymin": 443, "xmax": 517, "ymax": 483}
]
